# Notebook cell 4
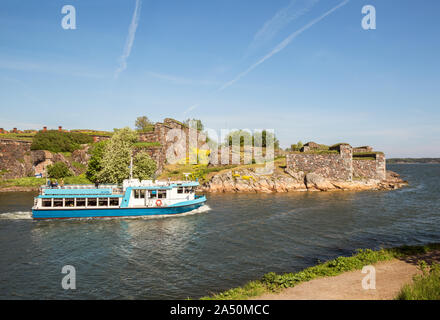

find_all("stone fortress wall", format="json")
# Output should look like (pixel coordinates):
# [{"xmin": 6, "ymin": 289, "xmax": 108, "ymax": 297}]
[{"xmin": 286, "ymin": 143, "xmax": 386, "ymax": 181}]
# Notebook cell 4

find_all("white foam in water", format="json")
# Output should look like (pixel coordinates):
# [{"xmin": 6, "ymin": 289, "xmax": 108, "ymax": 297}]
[
  {"xmin": 6, "ymin": 205, "xmax": 213, "ymax": 221},
  {"xmin": 109, "ymin": 204, "xmax": 212, "ymax": 221},
  {"xmin": 0, "ymin": 211, "xmax": 33, "ymax": 220}
]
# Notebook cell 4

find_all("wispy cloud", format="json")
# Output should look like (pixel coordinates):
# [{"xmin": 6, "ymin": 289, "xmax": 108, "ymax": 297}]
[
  {"xmin": 183, "ymin": 104, "xmax": 200, "ymax": 115},
  {"xmin": 147, "ymin": 71, "xmax": 220, "ymax": 86},
  {"xmin": 247, "ymin": 0, "xmax": 320, "ymax": 54},
  {"xmin": 0, "ymin": 59, "xmax": 105, "ymax": 79},
  {"xmin": 219, "ymin": 0, "xmax": 350, "ymax": 91},
  {"xmin": 114, "ymin": 0, "xmax": 142, "ymax": 79}
]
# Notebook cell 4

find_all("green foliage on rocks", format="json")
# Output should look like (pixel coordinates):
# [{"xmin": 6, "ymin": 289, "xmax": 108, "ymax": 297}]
[
  {"xmin": 31, "ymin": 130, "xmax": 93, "ymax": 153},
  {"xmin": 133, "ymin": 141, "xmax": 161, "ymax": 148}
]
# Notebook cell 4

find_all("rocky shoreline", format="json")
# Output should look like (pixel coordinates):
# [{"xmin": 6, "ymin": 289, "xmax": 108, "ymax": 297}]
[
  {"xmin": 200, "ymin": 168, "xmax": 408, "ymax": 193},
  {"xmin": 0, "ymin": 168, "xmax": 408, "ymax": 194}
]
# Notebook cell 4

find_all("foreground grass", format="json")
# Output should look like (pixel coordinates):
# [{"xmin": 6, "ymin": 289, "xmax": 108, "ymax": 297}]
[
  {"xmin": 396, "ymin": 262, "xmax": 440, "ymax": 300},
  {"xmin": 201, "ymin": 243, "xmax": 440, "ymax": 300},
  {"xmin": 0, "ymin": 174, "xmax": 91, "ymax": 188}
]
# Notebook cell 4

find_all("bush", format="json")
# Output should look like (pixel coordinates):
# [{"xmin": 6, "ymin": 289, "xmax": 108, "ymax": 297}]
[
  {"xmin": 47, "ymin": 162, "xmax": 73, "ymax": 179},
  {"xmin": 31, "ymin": 130, "xmax": 93, "ymax": 153}
]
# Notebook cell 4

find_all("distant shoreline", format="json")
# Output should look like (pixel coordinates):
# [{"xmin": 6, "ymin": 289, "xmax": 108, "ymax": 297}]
[{"xmin": 387, "ymin": 158, "xmax": 440, "ymax": 165}]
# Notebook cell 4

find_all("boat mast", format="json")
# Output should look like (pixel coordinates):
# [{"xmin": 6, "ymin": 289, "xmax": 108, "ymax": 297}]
[{"xmin": 130, "ymin": 154, "xmax": 133, "ymax": 180}]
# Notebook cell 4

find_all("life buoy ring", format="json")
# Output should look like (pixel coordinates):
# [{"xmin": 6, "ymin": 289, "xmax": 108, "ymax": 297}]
[{"xmin": 156, "ymin": 199, "xmax": 163, "ymax": 207}]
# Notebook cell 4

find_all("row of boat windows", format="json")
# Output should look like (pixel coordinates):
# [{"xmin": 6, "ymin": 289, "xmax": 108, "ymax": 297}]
[
  {"xmin": 42, "ymin": 198, "xmax": 120, "ymax": 208},
  {"xmin": 133, "ymin": 187, "xmax": 195, "ymax": 199}
]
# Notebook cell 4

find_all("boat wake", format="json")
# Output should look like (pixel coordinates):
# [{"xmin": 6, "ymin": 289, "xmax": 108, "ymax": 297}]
[
  {"xmin": 0, "ymin": 211, "xmax": 33, "ymax": 220},
  {"xmin": 8, "ymin": 205, "xmax": 213, "ymax": 222}
]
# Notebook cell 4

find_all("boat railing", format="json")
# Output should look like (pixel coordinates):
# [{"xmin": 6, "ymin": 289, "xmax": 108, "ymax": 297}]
[{"xmin": 39, "ymin": 184, "xmax": 123, "ymax": 195}]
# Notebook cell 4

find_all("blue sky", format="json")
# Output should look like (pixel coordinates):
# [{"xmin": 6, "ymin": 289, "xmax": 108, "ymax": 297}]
[{"xmin": 0, "ymin": 0, "xmax": 439, "ymax": 157}]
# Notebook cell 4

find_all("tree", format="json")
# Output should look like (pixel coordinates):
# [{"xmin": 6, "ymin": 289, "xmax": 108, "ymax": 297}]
[
  {"xmin": 135, "ymin": 116, "xmax": 154, "ymax": 132},
  {"xmin": 85, "ymin": 140, "xmax": 108, "ymax": 183},
  {"xmin": 184, "ymin": 119, "xmax": 204, "ymax": 131},
  {"xmin": 47, "ymin": 162, "xmax": 73, "ymax": 179},
  {"xmin": 97, "ymin": 127, "xmax": 139, "ymax": 183},
  {"xmin": 133, "ymin": 151, "xmax": 157, "ymax": 181},
  {"xmin": 225, "ymin": 130, "xmax": 253, "ymax": 147},
  {"xmin": 290, "ymin": 141, "xmax": 303, "ymax": 151},
  {"xmin": 253, "ymin": 130, "xmax": 280, "ymax": 149}
]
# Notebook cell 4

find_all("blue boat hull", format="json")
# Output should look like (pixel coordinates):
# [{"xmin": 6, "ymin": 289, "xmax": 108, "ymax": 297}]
[{"xmin": 32, "ymin": 197, "xmax": 207, "ymax": 219}]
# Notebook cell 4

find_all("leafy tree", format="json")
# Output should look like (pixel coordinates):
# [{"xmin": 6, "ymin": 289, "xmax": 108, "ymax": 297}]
[
  {"xmin": 97, "ymin": 127, "xmax": 139, "ymax": 183},
  {"xmin": 133, "ymin": 151, "xmax": 157, "ymax": 181},
  {"xmin": 253, "ymin": 130, "xmax": 280, "ymax": 149},
  {"xmin": 47, "ymin": 162, "xmax": 73, "ymax": 179},
  {"xmin": 184, "ymin": 119, "xmax": 204, "ymax": 131},
  {"xmin": 225, "ymin": 130, "xmax": 253, "ymax": 147},
  {"xmin": 85, "ymin": 140, "xmax": 108, "ymax": 183},
  {"xmin": 31, "ymin": 130, "xmax": 93, "ymax": 153},
  {"xmin": 135, "ymin": 116, "xmax": 154, "ymax": 132},
  {"xmin": 290, "ymin": 141, "xmax": 303, "ymax": 151}
]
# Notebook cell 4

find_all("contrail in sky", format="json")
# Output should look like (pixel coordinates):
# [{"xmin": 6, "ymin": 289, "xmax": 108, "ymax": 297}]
[
  {"xmin": 115, "ymin": 0, "xmax": 142, "ymax": 79},
  {"xmin": 218, "ymin": 0, "xmax": 350, "ymax": 91},
  {"xmin": 247, "ymin": 0, "xmax": 320, "ymax": 54}
]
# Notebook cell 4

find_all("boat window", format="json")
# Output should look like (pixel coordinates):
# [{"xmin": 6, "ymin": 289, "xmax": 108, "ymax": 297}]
[
  {"xmin": 53, "ymin": 199, "xmax": 63, "ymax": 207},
  {"xmin": 98, "ymin": 198, "xmax": 109, "ymax": 206},
  {"xmin": 140, "ymin": 190, "xmax": 146, "ymax": 198},
  {"xmin": 87, "ymin": 198, "xmax": 97, "ymax": 207},
  {"xmin": 148, "ymin": 190, "xmax": 157, "ymax": 199},
  {"xmin": 65, "ymin": 198, "xmax": 75, "ymax": 207},
  {"xmin": 158, "ymin": 190, "xmax": 167, "ymax": 199},
  {"xmin": 109, "ymin": 198, "xmax": 119, "ymax": 206},
  {"xmin": 134, "ymin": 190, "xmax": 140, "ymax": 199},
  {"xmin": 42, "ymin": 199, "xmax": 52, "ymax": 207},
  {"xmin": 76, "ymin": 198, "xmax": 86, "ymax": 207},
  {"xmin": 177, "ymin": 187, "xmax": 184, "ymax": 194},
  {"xmin": 184, "ymin": 187, "xmax": 192, "ymax": 193}
]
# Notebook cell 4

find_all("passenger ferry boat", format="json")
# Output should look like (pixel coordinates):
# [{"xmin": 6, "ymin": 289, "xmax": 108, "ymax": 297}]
[{"xmin": 32, "ymin": 179, "xmax": 207, "ymax": 219}]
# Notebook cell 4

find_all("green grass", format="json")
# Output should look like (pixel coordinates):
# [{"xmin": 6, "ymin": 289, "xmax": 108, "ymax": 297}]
[
  {"xmin": 353, "ymin": 157, "xmax": 376, "ymax": 161},
  {"xmin": 133, "ymin": 141, "xmax": 162, "ymax": 148},
  {"xmin": 0, "ymin": 133, "xmax": 35, "ymax": 141},
  {"xmin": 64, "ymin": 174, "xmax": 92, "ymax": 184},
  {"xmin": 0, "ymin": 174, "xmax": 91, "ymax": 188},
  {"xmin": 201, "ymin": 243, "xmax": 440, "ymax": 300},
  {"xmin": 290, "ymin": 150, "xmax": 339, "ymax": 155},
  {"xmin": 396, "ymin": 261, "xmax": 440, "ymax": 300},
  {"xmin": 71, "ymin": 161, "xmax": 87, "ymax": 171}
]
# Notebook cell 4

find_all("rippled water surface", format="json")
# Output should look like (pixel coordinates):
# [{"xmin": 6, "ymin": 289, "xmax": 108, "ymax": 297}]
[{"xmin": 0, "ymin": 164, "xmax": 439, "ymax": 299}]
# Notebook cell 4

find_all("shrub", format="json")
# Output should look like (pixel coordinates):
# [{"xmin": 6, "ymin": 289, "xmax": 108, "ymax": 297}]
[
  {"xmin": 31, "ymin": 130, "xmax": 93, "ymax": 153},
  {"xmin": 47, "ymin": 162, "xmax": 73, "ymax": 179}
]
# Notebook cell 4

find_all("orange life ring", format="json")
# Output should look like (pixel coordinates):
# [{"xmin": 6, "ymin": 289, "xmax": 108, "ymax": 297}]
[{"xmin": 156, "ymin": 199, "xmax": 163, "ymax": 207}]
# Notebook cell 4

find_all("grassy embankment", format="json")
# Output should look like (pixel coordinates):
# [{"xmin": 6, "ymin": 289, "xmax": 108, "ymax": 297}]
[
  {"xmin": 200, "ymin": 243, "xmax": 440, "ymax": 300},
  {"xmin": 158, "ymin": 156, "xmax": 286, "ymax": 184},
  {"xmin": 0, "ymin": 174, "xmax": 91, "ymax": 189}
]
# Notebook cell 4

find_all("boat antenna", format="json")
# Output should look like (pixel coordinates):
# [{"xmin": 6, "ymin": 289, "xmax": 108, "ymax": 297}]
[{"xmin": 130, "ymin": 153, "xmax": 133, "ymax": 180}]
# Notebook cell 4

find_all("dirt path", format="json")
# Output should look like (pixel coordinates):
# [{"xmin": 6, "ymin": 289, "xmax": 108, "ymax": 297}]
[{"xmin": 254, "ymin": 251, "xmax": 440, "ymax": 300}]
